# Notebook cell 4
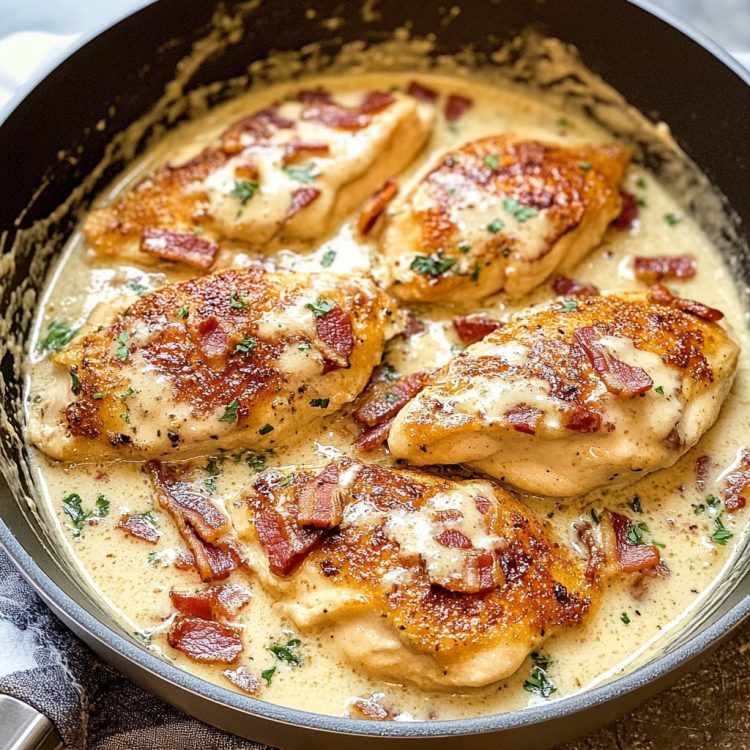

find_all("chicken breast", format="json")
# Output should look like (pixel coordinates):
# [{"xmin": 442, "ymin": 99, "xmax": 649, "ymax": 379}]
[
  {"xmin": 240, "ymin": 458, "xmax": 601, "ymax": 689},
  {"xmin": 382, "ymin": 136, "xmax": 630, "ymax": 302},
  {"xmin": 388, "ymin": 288, "xmax": 738, "ymax": 496},
  {"xmin": 28, "ymin": 268, "xmax": 397, "ymax": 462},
  {"xmin": 84, "ymin": 90, "xmax": 434, "ymax": 269}
]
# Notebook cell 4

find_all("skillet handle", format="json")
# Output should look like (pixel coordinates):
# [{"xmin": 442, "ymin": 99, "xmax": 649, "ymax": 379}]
[{"xmin": 0, "ymin": 696, "xmax": 63, "ymax": 750}]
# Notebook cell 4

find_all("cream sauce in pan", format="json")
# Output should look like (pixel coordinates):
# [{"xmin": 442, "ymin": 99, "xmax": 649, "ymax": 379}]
[{"xmin": 25, "ymin": 73, "xmax": 750, "ymax": 720}]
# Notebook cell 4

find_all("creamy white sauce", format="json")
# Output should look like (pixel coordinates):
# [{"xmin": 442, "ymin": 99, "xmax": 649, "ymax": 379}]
[{"xmin": 25, "ymin": 71, "xmax": 750, "ymax": 722}]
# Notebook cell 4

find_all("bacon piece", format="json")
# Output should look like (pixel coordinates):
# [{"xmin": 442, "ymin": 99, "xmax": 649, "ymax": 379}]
[
  {"xmin": 353, "ymin": 370, "xmax": 429, "ymax": 428},
  {"xmin": 475, "ymin": 496, "xmax": 492, "ymax": 515},
  {"xmin": 564, "ymin": 406, "xmax": 602, "ymax": 433},
  {"xmin": 431, "ymin": 550, "xmax": 500, "ymax": 594},
  {"xmin": 503, "ymin": 404, "xmax": 542, "ymax": 435},
  {"xmin": 174, "ymin": 552, "xmax": 196, "ymax": 570},
  {"xmin": 297, "ymin": 463, "xmax": 344, "ymax": 528},
  {"xmin": 605, "ymin": 510, "xmax": 661, "ymax": 574},
  {"xmin": 282, "ymin": 141, "xmax": 330, "ymax": 165},
  {"xmin": 452, "ymin": 314, "xmax": 503, "ymax": 345},
  {"xmin": 117, "ymin": 513, "xmax": 160, "ymax": 544},
  {"xmin": 222, "ymin": 666, "xmax": 261, "ymax": 695},
  {"xmin": 401, "ymin": 313, "xmax": 425, "ymax": 338},
  {"xmin": 574, "ymin": 325, "xmax": 653, "ymax": 398},
  {"xmin": 358, "ymin": 178, "xmax": 398, "ymax": 236},
  {"xmin": 315, "ymin": 306, "xmax": 354, "ymax": 369},
  {"xmin": 167, "ymin": 615, "xmax": 243, "ymax": 663},
  {"xmin": 140, "ymin": 227, "xmax": 219, "ymax": 271},
  {"xmin": 695, "ymin": 454, "xmax": 711, "ymax": 491},
  {"xmin": 285, "ymin": 187, "xmax": 321, "ymax": 219},
  {"xmin": 575, "ymin": 521, "xmax": 606, "ymax": 582},
  {"xmin": 612, "ymin": 190, "xmax": 638, "ymax": 230},
  {"xmin": 349, "ymin": 698, "xmax": 392, "ymax": 721},
  {"xmin": 197, "ymin": 316, "xmax": 229, "ymax": 359},
  {"xmin": 552, "ymin": 275, "xmax": 600, "ymax": 297},
  {"xmin": 634, "ymin": 254, "xmax": 696, "ymax": 282},
  {"xmin": 301, "ymin": 103, "xmax": 370, "ymax": 131},
  {"xmin": 169, "ymin": 584, "xmax": 251, "ymax": 621},
  {"xmin": 721, "ymin": 448, "xmax": 750, "ymax": 512},
  {"xmin": 254, "ymin": 503, "xmax": 326, "ymax": 577},
  {"xmin": 296, "ymin": 88, "xmax": 334, "ymax": 105},
  {"xmin": 406, "ymin": 81, "xmax": 438, "ymax": 103},
  {"xmin": 221, "ymin": 107, "xmax": 294, "ymax": 153},
  {"xmin": 444, "ymin": 94, "xmax": 472, "ymax": 122},
  {"xmin": 235, "ymin": 162, "xmax": 260, "ymax": 181},
  {"xmin": 353, "ymin": 418, "xmax": 394, "ymax": 453},
  {"xmin": 648, "ymin": 284, "xmax": 724, "ymax": 322},
  {"xmin": 358, "ymin": 91, "xmax": 395, "ymax": 114},
  {"xmin": 435, "ymin": 529, "xmax": 473, "ymax": 550},
  {"xmin": 146, "ymin": 461, "xmax": 244, "ymax": 582}
]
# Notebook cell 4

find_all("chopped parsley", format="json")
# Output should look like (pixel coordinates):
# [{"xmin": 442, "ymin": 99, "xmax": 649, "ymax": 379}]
[
  {"xmin": 654, "ymin": 385, "xmax": 665, "ymax": 395},
  {"xmin": 203, "ymin": 457, "xmax": 223, "ymax": 494},
  {"xmin": 176, "ymin": 305, "xmax": 190, "ymax": 320},
  {"xmin": 410, "ymin": 255, "xmax": 457, "ymax": 277},
  {"xmin": 590, "ymin": 508, "xmax": 600, "ymax": 525},
  {"xmin": 523, "ymin": 652, "xmax": 556, "ymax": 698},
  {"xmin": 635, "ymin": 176, "xmax": 647, "ymax": 190},
  {"xmin": 579, "ymin": 162, "xmax": 592, "ymax": 171},
  {"xmin": 310, "ymin": 398, "xmax": 330, "ymax": 408},
  {"xmin": 629, "ymin": 496, "xmax": 643, "ymax": 514},
  {"xmin": 320, "ymin": 248, "xmax": 336, "ymax": 268},
  {"xmin": 119, "ymin": 386, "xmax": 138, "ymax": 401},
  {"xmin": 128, "ymin": 281, "xmax": 149, "ymax": 296},
  {"xmin": 620, "ymin": 612, "xmax": 631, "ymax": 625},
  {"xmin": 711, "ymin": 513, "xmax": 733, "ymax": 546},
  {"xmin": 147, "ymin": 550, "xmax": 170, "ymax": 568},
  {"xmin": 229, "ymin": 291, "xmax": 248, "ymax": 310},
  {"xmin": 62, "ymin": 492, "xmax": 109, "ymax": 538},
  {"xmin": 298, "ymin": 342, "xmax": 311, "ymax": 351},
  {"xmin": 70, "ymin": 370, "xmax": 81, "ymax": 395},
  {"xmin": 457, "ymin": 240, "xmax": 472, "ymax": 253},
  {"xmin": 284, "ymin": 164, "xmax": 318, "ymax": 184},
  {"xmin": 557, "ymin": 117, "xmax": 574, "ymax": 129},
  {"xmin": 380, "ymin": 362, "xmax": 399, "ymax": 381},
  {"xmin": 261, "ymin": 667, "xmax": 276, "ymax": 686},
  {"xmin": 561, "ymin": 300, "xmax": 578, "ymax": 312},
  {"xmin": 244, "ymin": 450, "xmax": 268, "ymax": 473},
  {"xmin": 486, "ymin": 218, "xmax": 504, "ymax": 234},
  {"xmin": 268, "ymin": 638, "xmax": 303, "ymax": 667},
  {"xmin": 92, "ymin": 392, "xmax": 105, "ymax": 399},
  {"xmin": 258, "ymin": 423, "xmax": 274, "ymax": 436},
  {"xmin": 503, "ymin": 197, "xmax": 539, "ymax": 222},
  {"xmin": 278, "ymin": 475, "xmax": 295, "ymax": 488},
  {"xmin": 235, "ymin": 337, "xmax": 257, "ymax": 354},
  {"xmin": 483, "ymin": 154, "xmax": 499, "ymax": 172},
  {"xmin": 706, "ymin": 494, "xmax": 721, "ymax": 509},
  {"xmin": 305, "ymin": 298, "xmax": 335, "ymax": 317},
  {"xmin": 664, "ymin": 212, "xmax": 681, "ymax": 226},
  {"xmin": 230, "ymin": 179, "xmax": 259, "ymax": 205},
  {"xmin": 40, "ymin": 321, "xmax": 77, "ymax": 352},
  {"xmin": 626, "ymin": 521, "xmax": 649, "ymax": 546},
  {"xmin": 116, "ymin": 331, "xmax": 130, "ymax": 362},
  {"xmin": 120, "ymin": 412, "xmax": 130, "ymax": 423},
  {"xmin": 219, "ymin": 399, "xmax": 240, "ymax": 423}
]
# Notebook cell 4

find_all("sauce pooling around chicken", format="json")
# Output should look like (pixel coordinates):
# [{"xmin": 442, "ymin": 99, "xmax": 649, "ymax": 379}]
[{"xmin": 26, "ymin": 72, "xmax": 750, "ymax": 721}]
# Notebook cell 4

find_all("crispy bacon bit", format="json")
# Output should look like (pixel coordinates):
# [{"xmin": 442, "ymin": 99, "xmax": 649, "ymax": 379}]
[
  {"xmin": 452, "ymin": 314, "xmax": 503, "ymax": 345},
  {"xmin": 503, "ymin": 404, "xmax": 542, "ymax": 435},
  {"xmin": 435, "ymin": 529, "xmax": 473, "ymax": 550},
  {"xmin": 282, "ymin": 141, "xmax": 330, "ymax": 165},
  {"xmin": 301, "ymin": 103, "xmax": 370, "ymax": 130},
  {"xmin": 254, "ymin": 502, "xmax": 326, "ymax": 577},
  {"xmin": 564, "ymin": 406, "xmax": 602, "ymax": 433},
  {"xmin": 140, "ymin": 227, "xmax": 219, "ymax": 271},
  {"xmin": 117, "ymin": 513, "xmax": 160, "ymax": 544},
  {"xmin": 234, "ymin": 162, "xmax": 260, "ymax": 181},
  {"xmin": 475, "ymin": 496, "xmax": 492, "ymax": 515},
  {"xmin": 552, "ymin": 275, "xmax": 600, "ymax": 297},
  {"xmin": 167, "ymin": 615, "xmax": 243, "ymax": 663},
  {"xmin": 222, "ymin": 666, "xmax": 261, "ymax": 695},
  {"xmin": 358, "ymin": 178, "xmax": 399, "ymax": 236},
  {"xmin": 197, "ymin": 316, "xmax": 229, "ymax": 359},
  {"xmin": 221, "ymin": 107, "xmax": 294, "ymax": 153},
  {"xmin": 285, "ymin": 187, "xmax": 321, "ymax": 219},
  {"xmin": 575, "ymin": 521, "xmax": 605, "ymax": 582},
  {"xmin": 401, "ymin": 313, "xmax": 425, "ymax": 338},
  {"xmin": 358, "ymin": 91, "xmax": 396, "ymax": 114},
  {"xmin": 297, "ymin": 463, "xmax": 344, "ymax": 528},
  {"xmin": 606, "ymin": 510, "xmax": 661, "ymax": 574},
  {"xmin": 169, "ymin": 584, "xmax": 251, "ymax": 621},
  {"xmin": 315, "ymin": 306, "xmax": 355, "ymax": 369},
  {"xmin": 296, "ymin": 88, "xmax": 334, "ymax": 104},
  {"xmin": 612, "ymin": 190, "xmax": 638, "ymax": 230},
  {"xmin": 406, "ymin": 80, "xmax": 438, "ymax": 102},
  {"xmin": 574, "ymin": 325, "xmax": 653, "ymax": 398},
  {"xmin": 353, "ymin": 418, "xmax": 394, "ymax": 453},
  {"xmin": 174, "ymin": 552, "xmax": 195, "ymax": 570},
  {"xmin": 432, "ymin": 550, "xmax": 500, "ymax": 594},
  {"xmin": 146, "ymin": 461, "xmax": 244, "ymax": 582},
  {"xmin": 353, "ymin": 370, "xmax": 429, "ymax": 428},
  {"xmin": 349, "ymin": 698, "xmax": 392, "ymax": 721},
  {"xmin": 634, "ymin": 254, "xmax": 696, "ymax": 282},
  {"xmin": 648, "ymin": 283, "xmax": 724, "ymax": 322},
  {"xmin": 695, "ymin": 454, "xmax": 711, "ymax": 490},
  {"xmin": 721, "ymin": 448, "xmax": 750, "ymax": 512},
  {"xmin": 444, "ymin": 94, "xmax": 472, "ymax": 122}
]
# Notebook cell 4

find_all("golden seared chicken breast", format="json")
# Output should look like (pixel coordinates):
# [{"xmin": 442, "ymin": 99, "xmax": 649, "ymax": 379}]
[
  {"xmin": 382, "ymin": 136, "xmax": 630, "ymax": 302},
  {"xmin": 84, "ymin": 90, "xmax": 434, "ymax": 269},
  {"xmin": 240, "ymin": 458, "xmax": 603, "ymax": 689},
  {"xmin": 28, "ymin": 268, "xmax": 396, "ymax": 462},
  {"xmin": 389, "ymin": 287, "xmax": 738, "ymax": 496}
]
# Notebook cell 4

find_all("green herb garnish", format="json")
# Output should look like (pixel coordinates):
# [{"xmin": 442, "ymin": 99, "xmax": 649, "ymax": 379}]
[
  {"xmin": 229, "ymin": 291, "xmax": 248, "ymax": 310},
  {"xmin": 116, "ymin": 331, "xmax": 130, "ymax": 362},
  {"xmin": 70, "ymin": 370, "xmax": 81, "ymax": 395},
  {"xmin": 561, "ymin": 300, "xmax": 578, "ymax": 312},
  {"xmin": 258, "ymin": 423, "xmax": 274, "ymax": 436},
  {"xmin": 523, "ymin": 652, "xmax": 556, "ymax": 698},
  {"xmin": 203, "ymin": 457, "xmax": 222, "ymax": 494},
  {"xmin": 483, "ymin": 154, "xmax": 499, "ymax": 172},
  {"xmin": 470, "ymin": 262, "xmax": 481, "ymax": 282},
  {"xmin": 268, "ymin": 638, "xmax": 303, "ymax": 667},
  {"xmin": 310, "ymin": 398, "xmax": 330, "ymax": 408},
  {"xmin": 629, "ymin": 496, "xmax": 643, "ymax": 514},
  {"xmin": 664, "ymin": 212, "xmax": 681, "ymax": 226},
  {"xmin": 579, "ymin": 162, "xmax": 592, "ymax": 171},
  {"xmin": 503, "ymin": 197, "xmax": 539, "ymax": 222},
  {"xmin": 284, "ymin": 164, "xmax": 318, "ymax": 184},
  {"xmin": 219, "ymin": 399, "xmax": 240, "ymax": 423},
  {"xmin": 176, "ymin": 305, "xmax": 190, "ymax": 320},
  {"xmin": 410, "ymin": 255, "xmax": 457, "ymax": 277},
  {"xmin": 654, "ymin": 385, "xmax": 665, "ymax": 395},
  {"xmin": 40, "ymin": 321, "xmax": 77, "ymax": 353},
  {"xmin": 305, "ymin": 298, "xmax": 335, "ymax": 317},
  {"xmin": 711, "ymin": 513, "xmax": 733, "ymax": 546},
  {"xmin": 320, "ymin": 248, "xmax": 336, "ymax": 268},
  {"xmin": 62, "ymin": 492, "xmax": 109, "ymax": 538},
  {"xmin": 235, "ymin": 338, "xmax": 257, "ymax": 355},
  {"xmin": 626, "ymin": 521, "xmax": 649, "ymax": 546},
  {"xmin": 620, "ymin": 612, "xmax": 631, "ymax": 625},
  {"xmin": 261, "ymin": 667, "xmax": 276, "ymax": 686},
  {"xmin": 230, "ymin": 179, "xmax": 259, "ymax": 204},
  {"xmin": 128, "ymin": 281, "xmax": 149, "ymax": 296},
  {"xmin": 486, "ymin": 218, "xmax": 504, "ymax": 234}
]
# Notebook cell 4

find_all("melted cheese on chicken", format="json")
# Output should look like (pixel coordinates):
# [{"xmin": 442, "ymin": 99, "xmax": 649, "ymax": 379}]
[
  {"xmin": 28, "ymin": 268, "xmax": 397, "ymax": 461},
  {"xmin": 388, "ymin": 292, "xmax": 738, "ymax": 496},
  {"xmin": 382, "ymin": 137, "xmax": 630, "ymax": 302}
]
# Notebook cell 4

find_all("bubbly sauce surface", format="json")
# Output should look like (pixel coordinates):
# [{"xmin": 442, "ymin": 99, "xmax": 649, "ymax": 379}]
[{"xmin": 26, "ymin": 72, "xmax": 750, "ymax": 721}]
